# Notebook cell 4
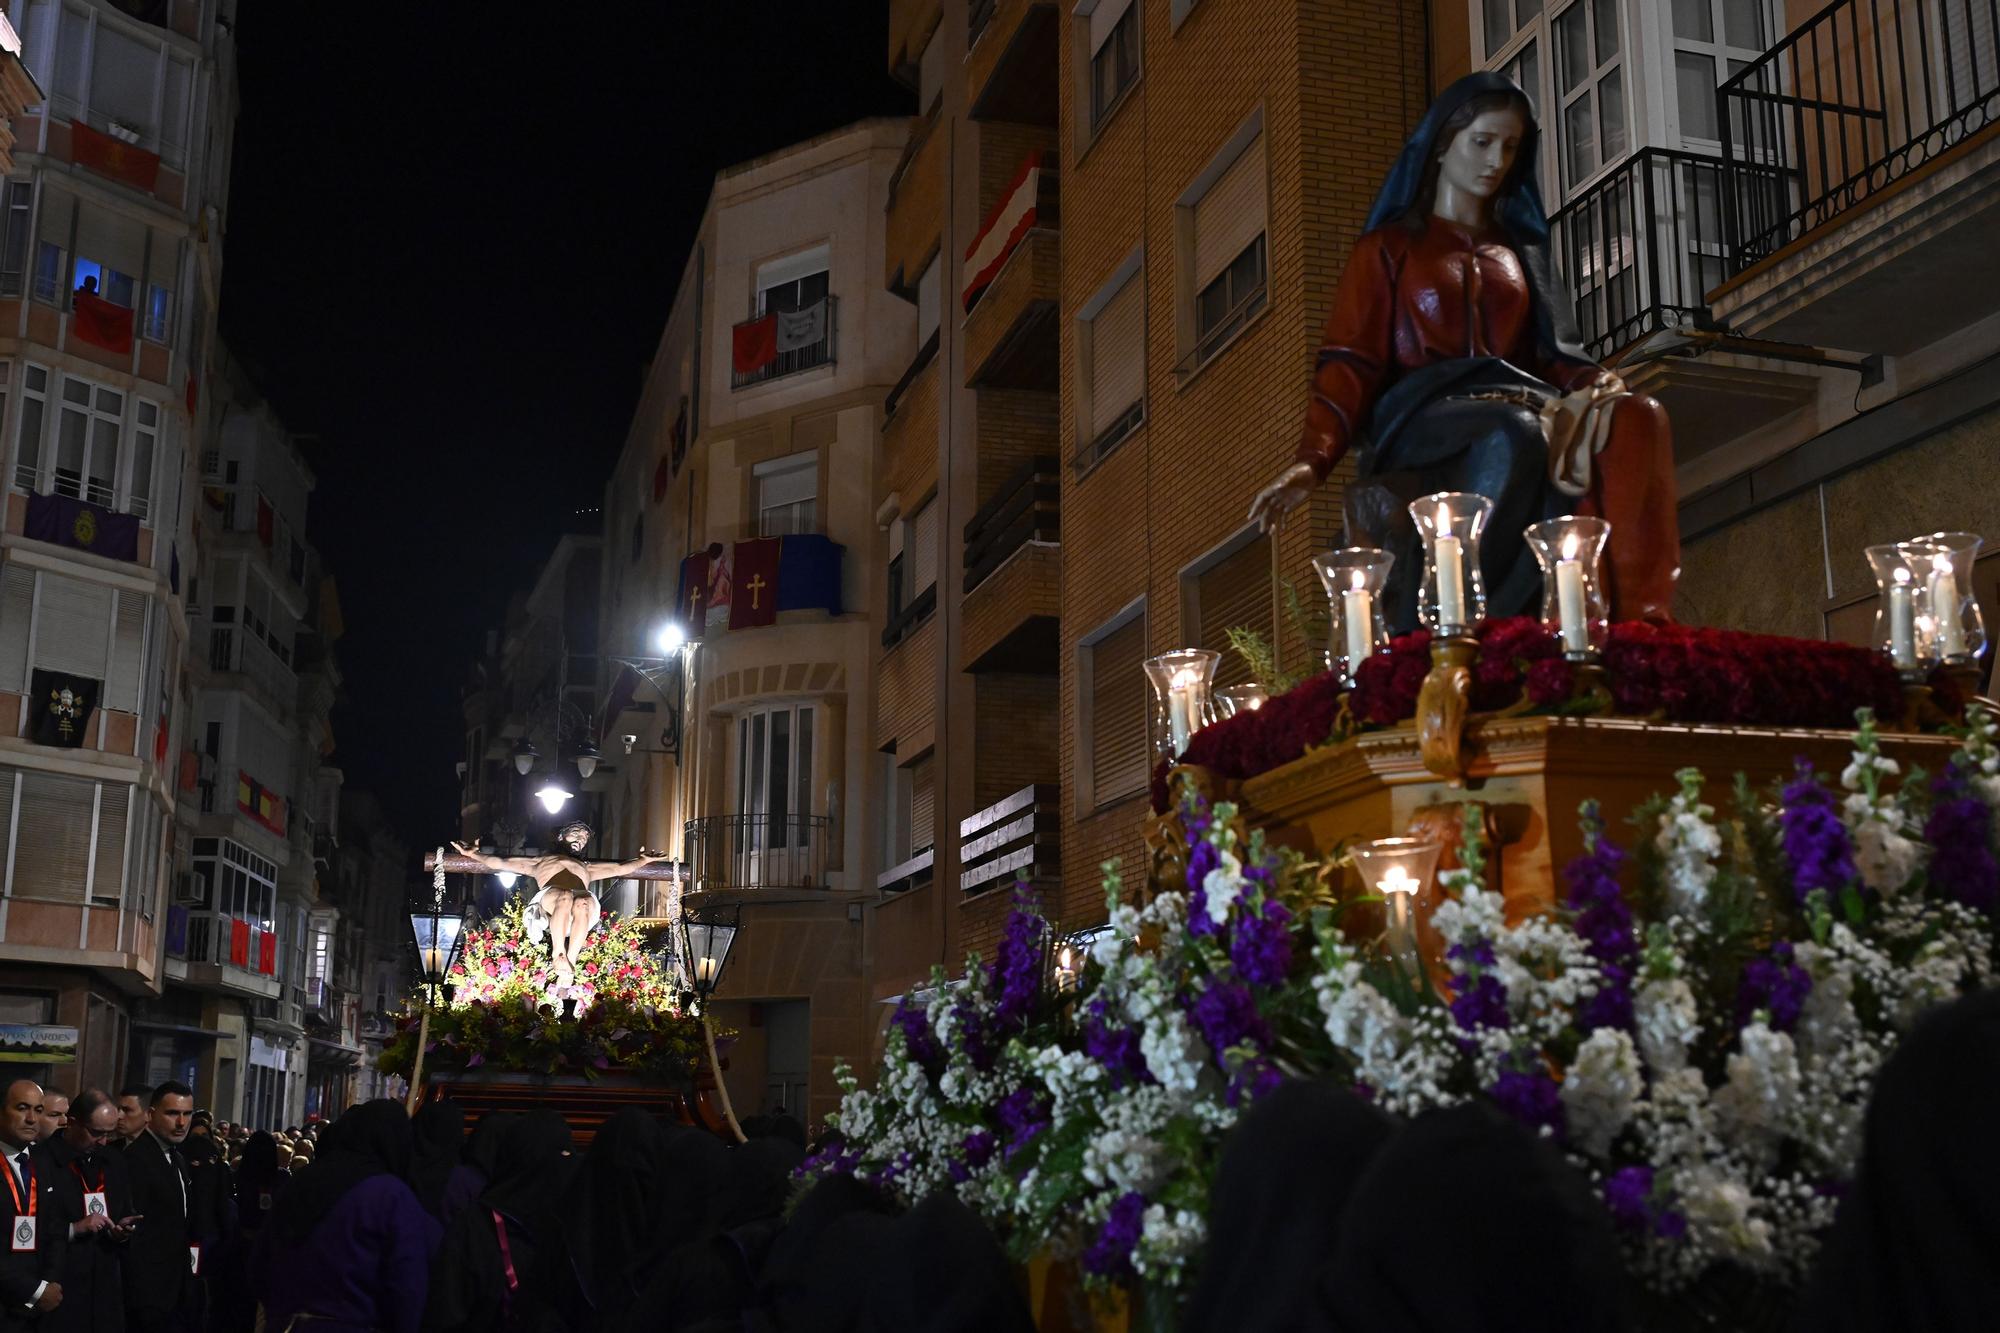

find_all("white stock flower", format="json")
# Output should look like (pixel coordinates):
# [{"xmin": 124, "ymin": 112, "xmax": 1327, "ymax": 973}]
[
  {"xmin": 1634, "ymin": 977, "xmax": 1700, "ymax": 1075},
  {"xmin": 1842, "ymin": 792, "xmax": 1923, "ymax": 896},
  {"xmin": 1563, "ymin": 1028, "xmax": 1642, "ymax": 1158},
  {"xmin": 1654, "ymin": 783, "xmax": 1722, "ymax": 918},
  {"xmin": 1713, "ymin": 1023, "xmax": 1802, "ymax": 1164},
  {"xmin": 1679, "ymin": 1171, "xmax": 1773, "ymax": 1263},
  {"xmin": 1134, "ymin": 1203, "xmax": 1207, "ymax": 1283},
  {"xmin": 1201, "ymin": 849, "xmax": 1245, "ymax": 927}
]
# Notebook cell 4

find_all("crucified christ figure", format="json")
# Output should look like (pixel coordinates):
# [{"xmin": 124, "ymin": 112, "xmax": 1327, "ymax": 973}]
[{"xmin": 449, "ymin": 822, "xmax": 672, "ymax": 986}]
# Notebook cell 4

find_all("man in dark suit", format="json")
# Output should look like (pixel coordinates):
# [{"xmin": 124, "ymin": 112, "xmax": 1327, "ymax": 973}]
[
  {"xmin": 119, "ymin": 1084, "xmax": 193, "ymax": 1333},
  {"xmin": 44, "ymin": 1088, "xmax": 131, "ymax": 1333},
  {"xmin": 0, "ymin": 1077, "xmax": 64, "ymax": 1328}
]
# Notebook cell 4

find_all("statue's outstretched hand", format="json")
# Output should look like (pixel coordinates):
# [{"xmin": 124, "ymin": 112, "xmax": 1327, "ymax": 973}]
[
  {"xmin": 1248, "ymin": 462, "xmax": 1319, "ymax": 534},
  {"xmin": 449, "ymin": 840, "xmax": 480, "ymax": 858}
]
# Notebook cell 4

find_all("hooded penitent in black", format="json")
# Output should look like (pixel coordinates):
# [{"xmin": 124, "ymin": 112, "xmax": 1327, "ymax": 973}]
[
  {"xmin": 1792, "ymin": 986, "xmax": 2000, "ymax": 1331},
  {"xmin": 425, "ymin": 1109, "xmax": 577, "ymax": 1333},
  {"xmin": 266, "ymin": 1099, "xmax": 414, "ymax": 1246},
  {"xmin": 1182, "ymin": 1079, "xmax": 1396, "ymax": 1333},
  {"xmin": 1323, "ymin": 1100, "xmax": 1633, "ymax": 1332},
  {"xmin": 857, "ymin": 1192, "xmax": 1035, "ymax": 1333},
  {"xmin": 407, "ymin": 1099, "xmax": 466, "ymax": 1221}
]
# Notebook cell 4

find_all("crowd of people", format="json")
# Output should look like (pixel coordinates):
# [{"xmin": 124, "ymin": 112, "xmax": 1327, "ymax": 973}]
[{"xmin": 0, "ymin": 988, "xmax": 1989, "ymax": 1332}]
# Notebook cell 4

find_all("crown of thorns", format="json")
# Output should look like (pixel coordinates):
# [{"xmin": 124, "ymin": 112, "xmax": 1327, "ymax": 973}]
[{"xmin": 552, "ymin": 821, "xmax": 593, "ymax": 845}]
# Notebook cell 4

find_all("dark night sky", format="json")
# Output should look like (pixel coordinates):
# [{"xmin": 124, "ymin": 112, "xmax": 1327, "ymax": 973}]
[{"xmin": 220, "ymin": 6, "xmax": 909, "ymax": 848}]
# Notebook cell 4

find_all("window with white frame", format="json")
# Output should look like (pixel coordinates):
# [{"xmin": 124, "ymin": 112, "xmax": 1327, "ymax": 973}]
[
  {"xmin": 1553, "ymin": 1, "xmax": 1627, "ymax": 191},
  {"xmin": 1084, "ymin": 0, "xmax": 1139, "ymax": 134},
  {"xmin": 127, "ymin": 400, "xmax": 157, "ymax": 519},
  {"xmin": 733, "ymin": 701, "xmax": 816, "ymax": 882},
  {"xmin": 1182, "ymin": 120, "xmax": 1268, "ymax": 369},
  {"xmin": 11, "ymin": 364, "xmax": 44, "ymax": 492},
  {"xmin": 0, "ymin": 766, "xmax": 134, "ymax": 905},
  {"xmin": 756, "ymin": 245, "xmax": 830, "ymax": 316},
  {"xmin": 33, "ymin": 189, "xmax": 69, "ymax": 306},
  {"xmin": 754, "ymin": 450, "xmax": 817, "ymax": 537},
  {"xmin": 1666, "ymin": 0, "xmax": 1769, "ymax": 147},
  {"xmin": 55, "ymin": 375, "xmax": 122, "ymax": 505},
  {"xmin": 33, "ymin": 3, "xmax": 198, "ymax": 168},
  {"xmin": 12, "ymin": 365, "xmax": 163, "ymax": 516},
  {"xmin": 1076, "ymin": 255, "xmax": 1144, "ymax": 470},
  {"xmin": 73, "ymin": 203, "xmax": 145, "ymax": 309}
]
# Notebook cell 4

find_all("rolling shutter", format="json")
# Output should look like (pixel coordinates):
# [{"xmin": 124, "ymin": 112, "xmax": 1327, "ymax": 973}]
[
  {"xmin": 12, "ymin": 769, "xmax": 93, "ymax": 901},
  {"xmin": 0, "ymin": 563, "xmax": 32, "ymax": 693},
  {"xmin": 909, "ymin": 757, "xmax": 935, "ymax": 854},
  {"xmin": 106, "ymin": 590, "xmax": 145, "ymax": 713},
  {"xmin": 1194, "ymin": 534, "xmax": 1272, "ymax": 688},
  {"xmin": 1088, "ymin": 272, "xmax": 1144, "ymax": 438},
  {"xmin": 1089, "ymin": 614, "xmax": 1149, "ymax": 806},
  {"xmin": 909, "ymin": 497, "xmax": 939, "ymax": 598},
  {"xmin": 91, "ymin": 781, "xmax": 128, "ymax": 902},
  {"xmin": 34, "ymin": 572, "xmax": 112, "ymax": 680},
  {"xmin": 1193, "ymin": 135, "xmax": 1267, "ymax": 287}
]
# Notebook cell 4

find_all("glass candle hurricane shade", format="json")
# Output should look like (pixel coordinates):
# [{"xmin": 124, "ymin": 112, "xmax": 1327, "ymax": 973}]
[
  {"xmin": 1214, "ymin": 683, "xmax": 1270, "ymax": 719},
  {"xmin": 1348, "ymin": 837, "xmax": 1443, "ymax": 971},
  {"xmin": 1312, "ymin": 547, "xmax": 1395, "ymax": 684},
  {"xmin": 1912, "ymin": 531, "xmax": 1986, "ymax": 665},
  {"xmin": 1144, "ymin": 649, "xmax": 1221, "ymax": 762},
  {"xmin": 1865, "ymin": 543, "xmax": 1940, "ymax": 677},
  {"xmin": 1524, "ymin": 515, "xmax": 1612, "ymax": 658},
  {"xmin": 1409, "ymin": 492, "xmax": 1494, "ymax": 636}
]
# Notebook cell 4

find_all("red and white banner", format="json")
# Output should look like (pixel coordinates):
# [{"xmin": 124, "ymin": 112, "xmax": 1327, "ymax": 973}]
[{"xmin": 962, "ymin": 151, "xmax": 1045, "ymax": 310}]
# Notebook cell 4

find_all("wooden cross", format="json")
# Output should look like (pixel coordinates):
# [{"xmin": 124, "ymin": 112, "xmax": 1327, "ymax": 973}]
[
  {"xmin": 421, "ymin": 852, "xmax": 688, "ymax": 880},
  {"xmin": 746, "ymin": 573, "xmax": 768, "ymax": 610}
]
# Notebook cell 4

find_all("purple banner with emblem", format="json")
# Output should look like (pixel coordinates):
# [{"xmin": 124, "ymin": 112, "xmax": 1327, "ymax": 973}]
[{"xmin": 24, "ymin": 491, "xmax": 140, "ymax": 563}]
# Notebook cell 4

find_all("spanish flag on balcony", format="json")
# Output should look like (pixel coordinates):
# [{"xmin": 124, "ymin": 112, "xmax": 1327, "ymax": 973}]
[
  {"xmin": 236, "ymin": 770, "xmax": 286, "ymax": 837},
  {"xmin": 68, "ymin": 119, "xmax": 161, "ymax": 194},
  {"xmin": 963, "ymin": 151, "xmax": 1045, "ymax": 310}
]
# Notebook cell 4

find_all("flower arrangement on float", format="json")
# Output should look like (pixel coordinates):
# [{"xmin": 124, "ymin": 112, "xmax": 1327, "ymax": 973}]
[
  {"xmin": 377, "ymin": 896, "xmax": 709, "ymax": 1083},
  {"xmin": 806, "ymin": 704, "xmax": 2000, "ymax": 1319}
]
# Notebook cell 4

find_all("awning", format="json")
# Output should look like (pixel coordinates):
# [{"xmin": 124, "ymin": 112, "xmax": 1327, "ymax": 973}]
[{"xmin": 130, "ymin": 1020, "xmax": 231, "ymax": 1040}]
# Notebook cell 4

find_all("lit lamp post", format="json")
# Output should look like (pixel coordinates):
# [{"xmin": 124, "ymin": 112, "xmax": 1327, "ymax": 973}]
[
  {"xmin": 680, "ymin": 900, "xmax": 746, "ymax": 1143},
  {"xmin": 405, "ymin": 864, "xmax": 467, "ymax": 1113}
]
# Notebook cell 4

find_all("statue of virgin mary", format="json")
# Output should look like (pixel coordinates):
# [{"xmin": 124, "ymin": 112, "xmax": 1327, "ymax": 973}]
[{"xmin": 1250, "ymin": 71, "xmax": 1681, "ymax": 631}]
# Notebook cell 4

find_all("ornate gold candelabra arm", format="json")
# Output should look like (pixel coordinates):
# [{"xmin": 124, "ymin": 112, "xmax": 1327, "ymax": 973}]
[{"xmin": 1417, "ymin": 634, "xmax": 1478, "ymax": 784}]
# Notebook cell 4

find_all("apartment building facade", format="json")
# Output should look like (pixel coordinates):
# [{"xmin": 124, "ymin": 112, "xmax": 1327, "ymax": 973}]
[
  {"xmin": 0, "ymin": 0, "xmax": 235, "ymax": 1093},
  {"xmin": 591, "ymin": 119, "xmax": 916, "ymax": 1126},
  {"xmin": 1433, "ymin": 0, "xmax": 2000, "ymax": 643}
]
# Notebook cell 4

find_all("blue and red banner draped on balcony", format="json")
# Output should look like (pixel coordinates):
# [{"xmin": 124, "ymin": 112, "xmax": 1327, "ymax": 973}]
[
  {"xmin": 71, "ymin": 290, "xmax": 134, "ymax": 354},
  {"xmin": 677, "ymin": 535, "xmax": 844, "ymax": 637},
  {"xmin": 24, "ymin": 491, "xmax": 140, "ymax": 562},
  {"xmin": 68, "ymin": 119, "xmax": 160, "ymax": 194},
  {"xmin": 732, "ymin": 313, "xmax": 778, "ymax": 375},
  {"xmin": 963, "ymin": 151, "xmax": 1045, "ymax": 310},
  {"xmin": 236, "ymin": 770, "xmax": 285, "ymax": 837}
]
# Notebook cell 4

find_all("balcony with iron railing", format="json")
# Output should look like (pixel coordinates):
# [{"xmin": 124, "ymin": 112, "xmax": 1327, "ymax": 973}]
[
  {"xmin": 731, "ymin": 295, "xmax": 839, "ymax": 390},
  {"xmin": 206, "ymin": 619, "xmax": 298, "ymax": 718},
  {"xmin": 684, "ymin": 813, "xmax": 833, "ymax": 892},
  {"xmin": 959, "ymin": 452, "xmax": 1060, "ymax": 670},
  {"xmin": 164, "ymin": 905, "xmax": 281, "ymax": 998},
  {"xmin": 1709, "ymin": 0, "xmax": 2000, "ymax": 353}
]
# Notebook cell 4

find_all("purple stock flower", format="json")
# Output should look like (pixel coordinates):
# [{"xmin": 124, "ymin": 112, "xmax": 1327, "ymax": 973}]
[
  {"xmin": 1082, "ymin": 999, "xmax": 1152, "ymax": 1090},
  {"xmin": 1489, "ymin": 1067, "xmax": 1565, "ymax": 1141},
  {"xmin": 1563, "ymin": 827, "xmax": 1636, "ymax": 967},
  {"xmin": 1738, "ymin": 941, "xmax": 1813, "ymax": 1032},
  {"xmin": 1228, "ymin": 1056, "xmax": 1284, "ymax": 1107},
  {"xmin": 891, "ymin": 998, "xmax": 941, "ymax": 1071},
  {"xmin": 995, "ymin": 1088, "xmax": 1051, "ymax": 1160},
  {"xmin": 989, "ymin": 890, "xmax": 1046, "ymax": 1030},
  {"xmin": 1578, "ymin": 961, "xmax": 1635, "ymax": 1033},
  {"xmin": 947, "ymin": 1130, "xmax": 997, "ymax": 1183},
  {"xmin": 1926, "ymin": 767, "xmax": 2000, "ymax": 911},
  {"xmin": 1186, "ymin": 979, "xmax": 1270, "ymax": 1061},
  {"xmin": 1781, "ymin": 761, "xmax": 1857, "ymax": 901},
  {"xmin": 1081, "ymin": 1192, "xmax": 1148, "ymax": 1278},
  {"xmin": 1450, "ymin": 972, "xmax": 1510, "ymax": 1032},
  {"xmin": 1602, "ymin": 1165, "xmax": 1654, "ymax": 1229},
  {"xmin": 1228, "ymin": 900, "xmax": 1295, "ymax": 988},
  {"xmin": 953, "ymin": 998, "xmax": 997, "ymax": 1072}
]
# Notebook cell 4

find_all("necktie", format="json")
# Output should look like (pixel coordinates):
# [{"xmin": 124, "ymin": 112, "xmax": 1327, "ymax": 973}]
[{"xmin": 12, "ymin": 1151, "xmax": 25, "ymax": 1192}]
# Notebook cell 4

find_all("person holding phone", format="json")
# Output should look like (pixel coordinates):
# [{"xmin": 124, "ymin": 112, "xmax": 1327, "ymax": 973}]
[
  {"xmin": 122, "ymin": 1082, "xmax": 200, "ymax": 1333},
  {"xmin": 43, "ymin": 1088, "xmax": 132, "ymax": 1333}
]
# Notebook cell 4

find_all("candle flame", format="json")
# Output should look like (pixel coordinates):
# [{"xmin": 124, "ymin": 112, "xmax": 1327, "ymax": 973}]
[
  {"xmin": 1350, "ymin": 569, "xmax": 1366, "ymax": 591},
  {"xmin": 1378, "ymin": 864, "xmax": 1417, "ymax": 895},
  {"xmin": 1894, "ymin": 566, "xmax": 1912, "ymax": 585},
  {"xmin": 1561, "ymin": 532, "xmax": 1579, "ymax": 561},
  {"xmin": 1060, "ymin": 946, "xmax": 1073, "ymax": 970},
  {"xmin": 1933, "ymin": 553, "xmax": 1952, "ymax": 575},
  {"xmin": 1170, "ymin": 666, "xmax": 1200, "ymax": 690},
  {"xmin": 1435, "ymin": 502, "xmax": 1451, "ymax": 529}
]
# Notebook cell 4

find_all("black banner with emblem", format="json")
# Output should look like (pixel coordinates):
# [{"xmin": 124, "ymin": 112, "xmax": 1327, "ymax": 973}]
[{"xmin": 29, "ymin": 670, "xmax": 99, "ymax": 748}]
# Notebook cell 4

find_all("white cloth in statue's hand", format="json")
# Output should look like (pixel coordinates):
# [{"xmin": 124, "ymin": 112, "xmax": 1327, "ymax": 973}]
[{"xmin": 522, "ymin": 901, "xmax": 548, "ymax": 949}]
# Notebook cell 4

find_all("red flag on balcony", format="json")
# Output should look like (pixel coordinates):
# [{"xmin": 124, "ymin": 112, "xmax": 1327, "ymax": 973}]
[
  {"xmin": 257, "ymin": 930, "xmax": 276, "ymax": 975},
  {"xmin": 69, "ymin": 119, "xmax": 161, "ymax": 193},
  {"xmin": 71, "ymin": 291, "xmax": 135, "ymax": 355},
  {"xmin": 229, "ymin": 919, "xmax": 251, "ymax": 968},
  {"xmin": 153, "ymin": 719, "xmax": 168, "ymax": 764},
  {"xmin": 732, "ymin": 313, "xmax": 777, "ymax": 375},
  {"xmin": 652, "ymin": 454, "xmax": 671, "ymax": 503},
  {"xmin": 256, "ymin": 495, "xmax": 274, "ymax": 548},
  {"xmin": 184, "ymin": 372, "xmax": 198, "ymax": 416},
  {"xmin": 964, "ymin": 151, "xmax": 1044, "ymax": 310},
  {"xmin": 729, "ymin": 538, "xmax": 782, "ymax": 630}
]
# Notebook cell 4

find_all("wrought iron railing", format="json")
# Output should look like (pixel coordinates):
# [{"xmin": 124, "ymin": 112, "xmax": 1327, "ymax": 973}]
[
  {"xmin": 684, "ymin": 813, "xmax": 832, "ymax": 891},
  {"xmin": 1721, "ymin": 0, "xmax": 2000, "ymax": 267},
  {"xmin": 964, "ymin": 454, "xmax": 1059, "ymax": 593},
  {"xmin": 731, "ymin": 295, "xmax": 838, "ymax": 389}
]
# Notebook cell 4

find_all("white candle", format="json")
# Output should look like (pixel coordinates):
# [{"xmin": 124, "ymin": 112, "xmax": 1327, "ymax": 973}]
[
  {"xmin": 1167, "ymin": 666, "xmax": 1200, "ymax": 754},
  {"xmin": 1930, "ymin": 555, "xmax": 1966, "ymax": 658},
  {"xmin": 1556, "ymin": 533, "xmax": 1589, "ymax": 653},
  {"xmin": 1888, "ymin": 568, "xmax": 1916, "ymax": 669},
  {"xmin": 1378, "ymin": 865, "xmax": 1419, "ymax": 965},
  {"xmin": 1342, "ymin": 574, "xmax": 1374, "ymax": 676},
  {"xmin": 1433, "ymin": 505, "xmax": 1467, "ymax": 630},
  {"xmin": 695, "ymin": 956, "xmax": 719, "ymax": 985}
]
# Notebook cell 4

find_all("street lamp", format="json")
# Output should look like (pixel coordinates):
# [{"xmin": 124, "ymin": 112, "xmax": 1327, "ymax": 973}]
[
  {"xmin": 655, "ymin": 619, "xmax": 688, "ymax": 655},
  {"xmin": 533, "ymin": 781, "xmax": 573, "ymax": 814},
  {"xmin": 405, "ymin": 864, "xmax": 468, "ymax": 1112},
  {"xmin": 511, "ymin": 737, "xmax": 540, "ymax": 777},
  {"xmin": 680, "ymin": 900, "xmax": 745, "ymax": 1142},
  {"xmin": 574, "ymin": 738, "xmax": 601, "ymax": 781}
]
